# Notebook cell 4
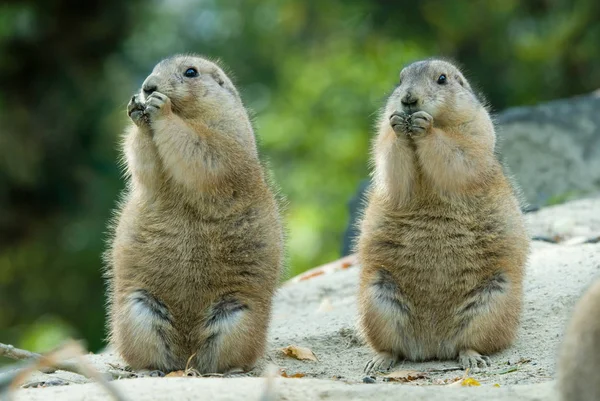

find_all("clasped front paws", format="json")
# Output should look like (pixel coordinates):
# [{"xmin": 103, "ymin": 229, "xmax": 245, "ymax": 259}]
[
  {"xmin": 127, "ymin": 92, "xmax": 173, "ymax": 127},
  {"xmin": 390, "ymin": 111, "xmax": 433, "ymax": 137},
  {"xmin": 144, "ymin": 92, "xmax": 172, "ymax": 120},
  {"xmin": 128, "ymin": 94, "xmax": 147, "ymax": 126}
]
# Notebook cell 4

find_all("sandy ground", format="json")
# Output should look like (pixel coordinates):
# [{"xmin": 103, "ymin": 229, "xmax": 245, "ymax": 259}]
[{"xmin": 9, "ymin": 196, "xmax": 600, "ymax": 401}]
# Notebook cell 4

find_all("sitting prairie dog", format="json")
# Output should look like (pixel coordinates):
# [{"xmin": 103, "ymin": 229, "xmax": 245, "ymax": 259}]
[
  {"xmin": 357, "ymin": 59, "xmax": 529, "ymax": 372},
  {"xmin": 558, "ymin": 279, "xmax": 600, "ymax": 401},
  {"xmin": 105, "ymin": 54, "xmax": 284, "ymax": 374}
]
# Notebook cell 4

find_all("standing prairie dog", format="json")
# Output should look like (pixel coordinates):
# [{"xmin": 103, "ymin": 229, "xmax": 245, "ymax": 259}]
[
  {"xmin": 105, "ymin": 54, "xmax": 284, "ymax": 374},
  {"xmin": 558, "ymin": 279, "xmax": 600, "ymax": 401},
  {"xmin": 357, "ymin": 59, "xmax": 529, "ymax": 372}
]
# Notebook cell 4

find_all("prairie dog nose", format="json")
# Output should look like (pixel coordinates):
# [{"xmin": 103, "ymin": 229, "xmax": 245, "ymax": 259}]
[
  {"xmin": 401, "ymin": 91, "xmax": 418, "ymax": 106},
  {"xmin": 142, "ymin": 76, "xmax": 159, "ymax": 97}
]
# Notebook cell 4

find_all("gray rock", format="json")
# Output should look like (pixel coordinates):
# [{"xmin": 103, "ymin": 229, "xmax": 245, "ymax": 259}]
[{"xmin": 496, "ymin": 91, "xmax": 600, "ymax": 206}]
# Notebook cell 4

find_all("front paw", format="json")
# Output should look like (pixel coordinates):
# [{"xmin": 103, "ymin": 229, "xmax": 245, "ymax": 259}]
[
  {"xmin": 144, "ymin": 92, "xmax": 172, "ymax": 120},
  {"xmin": 389, "ymin": 112, "xmax": 410, "ymax": 135},
  {"xmin": 127, "ymin": 94, "xmax": 147, "ymax": 126},
  {"xmin": 407, "ymin": 111, "xmax": 433, "ymax": 136}
]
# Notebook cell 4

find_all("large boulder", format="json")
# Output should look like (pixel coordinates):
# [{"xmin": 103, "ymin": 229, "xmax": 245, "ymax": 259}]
[{"xmin": 496, "ymin": 91, "xmax": 600, "ymax": 206}]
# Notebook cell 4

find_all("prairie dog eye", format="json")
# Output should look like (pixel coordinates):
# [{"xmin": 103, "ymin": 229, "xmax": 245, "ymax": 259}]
[
  {"xmin": 184, "ymin": 68, "xmax": 199, "ymax": 78},
  {"xmin": 437, "ymin": 74, "xmax": 447, "ymax": 85}
]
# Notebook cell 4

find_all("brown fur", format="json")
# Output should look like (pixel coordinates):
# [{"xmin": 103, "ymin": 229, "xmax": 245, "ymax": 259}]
[
  {"xmin": 104, "ymin": 54, "xmax": 284, "ymax": 374},
  {"xmin": 357, "ymin": 59, "xmax": 529, "ymax": 372},
  {"xmin": 558, "ymin": 278, "xmax": 600, "ymax": 401}
]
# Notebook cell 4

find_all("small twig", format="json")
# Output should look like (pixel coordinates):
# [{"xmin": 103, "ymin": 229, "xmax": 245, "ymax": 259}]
[
  {"xmin": 184, "ymin": 352, "xmax": 197, "ymax": 372},
  {"xmin": 496, "ymin": 366, "xmax": 519, "ymax": 375},
  {"xmin": 0, "ymin": 343, "xmax": 41, "ymax": 362},
  {"xmin": 259, "ymin": 364, "xmax": 279, "ymax": 401},
  {"xmin": 0, "ymin": 341, "xmax": 129, "ymax": 401},
  {"xmin": 71, "ymin": 353, "xmax": 129, "ymax": 401},
  {"xmin": 0, "ymin": 342, "xmax": 77, "ymax": 375},
  {"xmin": 426, "ymin": 366, "xmax": 464, "ymax": 373},
  {"xmin": 107, "ymin": 369, "xmax": 138, "ymax": 380}
]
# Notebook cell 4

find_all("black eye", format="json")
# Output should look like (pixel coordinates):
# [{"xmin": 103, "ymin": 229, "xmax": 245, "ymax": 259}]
[
  {"xmin": 437, "ymin": 74, "xmax": 447, "ymax": 84},
  {"xmin": 184, "ymin": 68, "xmax": 198, "ymax": 78}
]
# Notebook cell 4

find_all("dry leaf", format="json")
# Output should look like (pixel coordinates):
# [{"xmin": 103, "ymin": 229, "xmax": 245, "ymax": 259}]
[
  {"xmin": 165, "ymin": 369, "xmax": 200, "ymax": 378},
  {"xmin": 383, "ymin": 370, "xmax": 427, "ymax": 382},
  {"xmin": 458, "ymin": 377, "xmax": 481, "ymax": 387},
  {"xmin": 433, "ymin": 378, "xmax": 460, "ymax": 385},
  {"xmin": 281, "ymin": 345, "xmax": 318, "ymax": 361},
  {"xmin": 280, "ymin": 371, "xmax": 305, "ymax": 378},
  {"xmin": 447, "ymin": 377, "xmax": 481, "ymax": 387},
  {"xmin": 165, "ymin": 370, "xmax": 186, "ymax": 377},
  {"xmin": 462, "ymin": 377, "xmax": 481, "ymax": 386},
  {"xmin": 446, "ymin": 367, "xmax": 480, "ymax": 387},
  {"xmin": 299, "ymin": 270, "xmax": 325, "ymax": 281}
]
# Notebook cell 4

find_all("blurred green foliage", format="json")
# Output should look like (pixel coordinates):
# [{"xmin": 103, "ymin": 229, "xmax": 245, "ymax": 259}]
[{"xmin": 0, "ymin": 0, "xmax": 599, "ymax": 354}]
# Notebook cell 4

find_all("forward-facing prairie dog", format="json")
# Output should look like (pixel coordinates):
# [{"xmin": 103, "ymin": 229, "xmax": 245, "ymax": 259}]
[
  {"xmin": 105, "ymin": 54, "xmax": 284, "ymax": 374},
  {"xmin": 357, "ymin": 59, "xmax": 529, "ymax": 373},
  {"xmin": 558, "ymin": 279, "xmax": 600, "ymax": 401}
]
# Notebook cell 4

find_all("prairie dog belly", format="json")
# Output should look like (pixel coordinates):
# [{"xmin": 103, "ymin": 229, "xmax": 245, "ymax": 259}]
[
  {"xmin": 361, "ymin": 208, "xmax": 516, "ymax": 361},
  {"xmin": 113, "ymin": 198, "xmax": 276, "ymax": 320}
]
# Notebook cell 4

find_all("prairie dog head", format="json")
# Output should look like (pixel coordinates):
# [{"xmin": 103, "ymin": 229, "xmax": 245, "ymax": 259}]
[
  {"xmin": 386, "ymin": 59, "xmax": 485, "ymax": 128},
  {"xmin": 139, "ymin": 54, "xmax": 242, "ymax": 121}
]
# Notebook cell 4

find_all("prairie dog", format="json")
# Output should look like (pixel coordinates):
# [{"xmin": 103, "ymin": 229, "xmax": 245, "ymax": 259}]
[
  {"xmin": 558, "ymin": 279, "xmax": 600, "ymax": 401},
  {"xmin": 105, "ymin": 54, "xmax": 284, "ymax": 374},
  {"xmin": 357, "ymin": 59, "xmax": 529, "ymax": 372}
]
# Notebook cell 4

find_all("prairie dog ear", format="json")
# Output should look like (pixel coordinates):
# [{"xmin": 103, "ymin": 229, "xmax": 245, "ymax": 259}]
[
  {"xmin": 211, "ymin": 71, "xmax": 225, "ymax": 87},
  {"xmin": 456, "ymin": 73, "xmax": 473, "ymax": 92}
]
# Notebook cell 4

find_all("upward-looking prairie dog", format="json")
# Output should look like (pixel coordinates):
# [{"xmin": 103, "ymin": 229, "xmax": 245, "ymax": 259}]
[
  {"xmin": 105, "ymin": 54, "xmax": 284, "ymax": 374},
  {"xmin": 558, "ymin": 278, "xmax": 600, "ymax": 401},
  {"xmin": 357, "ymin": 59, "xmax": 529, "ymax": 372}
]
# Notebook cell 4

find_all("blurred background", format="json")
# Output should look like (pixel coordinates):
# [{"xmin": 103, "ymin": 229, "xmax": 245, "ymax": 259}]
[{"xmin": 1, "ymin": 0, "xmax": 599, "ymax": 355}]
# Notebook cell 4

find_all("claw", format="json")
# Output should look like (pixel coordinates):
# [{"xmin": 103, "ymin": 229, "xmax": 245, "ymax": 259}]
[
  {"xmin": 364, "ymin": 353, "xmax": 398, "ymax": 374},
  {"xmin": 458, "ymin": 349, "xmax": 491, "ymax": 371},
  {"xmin": 364, "ymin": 359, "xmax": 375, "ymax": 374}
]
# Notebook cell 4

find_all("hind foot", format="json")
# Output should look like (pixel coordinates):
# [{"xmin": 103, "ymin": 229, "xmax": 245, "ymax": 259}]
[
  {"xmin": 458, "ymin": 349, "xmax": 490, "ymax": 371},
  {"xmin": 364, "ymin": 352, "xmax": 398, "ymax": 374},
  {"xmin": 136, "ymin": 369, "xmax": 166, "ymax": 377}
]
